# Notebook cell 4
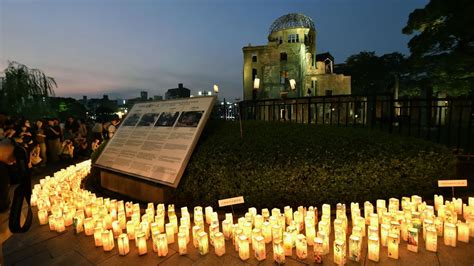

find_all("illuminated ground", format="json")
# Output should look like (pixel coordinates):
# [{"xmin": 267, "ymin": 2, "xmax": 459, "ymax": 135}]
[{"xmin": 2, "ymin": 203, "xmax": 474, "ymax": 266}]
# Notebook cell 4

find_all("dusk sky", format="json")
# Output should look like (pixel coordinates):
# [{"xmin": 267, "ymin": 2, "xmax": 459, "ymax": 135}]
[{"xmin": 0, "ymin": 0, "xmax": 428, "ymax": 101}]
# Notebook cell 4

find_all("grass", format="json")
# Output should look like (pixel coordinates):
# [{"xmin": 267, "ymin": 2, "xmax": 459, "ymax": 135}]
[{"xmin": 171, "ymin": 121, "xmax": 457, "ymax": 209}]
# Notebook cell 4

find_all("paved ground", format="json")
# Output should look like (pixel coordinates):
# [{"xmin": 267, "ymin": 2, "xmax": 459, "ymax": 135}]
[{"xmin": 2, "ymin": 207, "xmax": 474, "ymax": 266}]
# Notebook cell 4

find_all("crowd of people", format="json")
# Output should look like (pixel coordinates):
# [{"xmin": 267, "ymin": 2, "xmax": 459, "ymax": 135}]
[
  {"xmin": 0, "ymin": 113, "xmax": 120, "ymax": 212},
  {"xmin": 0, "ymin": 115, "xmax": 120, "ymax": 166}
]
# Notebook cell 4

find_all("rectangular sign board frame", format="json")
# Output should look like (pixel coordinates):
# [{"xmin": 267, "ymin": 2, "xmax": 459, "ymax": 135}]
[
  {"xmin": 94, "ymin": 96, "xmax": 216, "ymax": 188},
  {"xmin": 438, "ymin": 179, "xmax": 468, "ymax": 187},
  {"xmin": 218, "ymin": 196, "xmax": 245, "ymax": 207}
]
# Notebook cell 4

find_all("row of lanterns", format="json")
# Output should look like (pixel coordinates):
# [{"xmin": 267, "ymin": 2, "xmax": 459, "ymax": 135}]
[{"xmin": 31, "ymin": 161, "xmax": 474, "ymax": 264}]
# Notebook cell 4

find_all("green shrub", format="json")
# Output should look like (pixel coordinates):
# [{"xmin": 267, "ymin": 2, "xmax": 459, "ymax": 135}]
[{"xmin": 174, "ymin": 121, "xmax": 456, "ymax": 209}]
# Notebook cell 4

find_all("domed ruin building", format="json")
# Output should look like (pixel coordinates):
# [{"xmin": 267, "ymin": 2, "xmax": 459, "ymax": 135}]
[{"xmin": 243, "ymin": 13, "xmax": 351, "ymax": 100}]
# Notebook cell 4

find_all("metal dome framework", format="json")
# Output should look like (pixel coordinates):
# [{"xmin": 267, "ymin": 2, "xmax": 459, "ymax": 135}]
[{"xmin": 268, "ymin": 13, "xmax": 315, "ymax": 35}]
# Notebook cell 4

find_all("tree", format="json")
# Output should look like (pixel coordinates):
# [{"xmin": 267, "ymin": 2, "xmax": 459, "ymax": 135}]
[
  {"xmin": 402, "ymin": 0, "xmax": 474, "ymax": 96},
  {"xmin": 341, "ymin": 51, "xmax": 407, "ymax": 96},
  {"xmin": 1, "ymin": 61, "xmax": 57, "ymax": 115}
]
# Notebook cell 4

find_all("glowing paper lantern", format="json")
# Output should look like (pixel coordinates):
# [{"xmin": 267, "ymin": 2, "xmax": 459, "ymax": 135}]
[
  {"xmin": 333, "ymin": 239, "xmax": 346, "ymax": 265},
  {"xmin": 169, "ymin": 215, "xmax": 178, "ymax": 234},
  {"xmin": 157, "ymin": 234, "xmax": 168, "ymax": 257},
  {"xmin": 444, "ymin": 222, "xmax": 457, "ymax": 247},
  {"xmin": 192, "ymin": 225, "xmax": 203, "ymax": 248},
  {"xmin": 209, "ymin": 223, "xmax": 219, "ymax": 246},
  {"xmin": 453, "ymin": 198, "xmax": 463, "ymax": 215},
  {"xmin": 348, "ymin": 235, "xmax": 361, "ymax": 262},
  {"xmin": 205, "ymin": 206, "xmax": 213, "ymax": 225},
  {"xmin": 136, "ymin": 232, "xmax": 148, "ymax": 255},
  {"xmin": 433, "ymin": 217, "xmax": 443, "ymax": 238},
  {"xmin": 381, "ymin": 224, "xmax": 389, "ymax": 247},
  {"xmin": 48, "ymin": 215, "xmax": 56, "ymax": 231},
  {"xmin": 364, "ymin": 202, "xmax": 374, "ymax": 225},
  {"xmin": 254, "ymin": 235, "xmax": 266, "ymax": 261},
  {"xmin": 117, "ymin": 234, "xmax": 130, "ymax": 256},
  {"xmin": 355, "ymin": 216, "xmax": 366, "ymax": 237},
  {"xmin": 112, "ymin": 221, "xmax": 122, "ymax": 238},
  {"xmin": 387, "ymin": 233, "xmax": 399, "ymax": 259},
  {"xmin": 179, "ymin": 225, "xmax": 190, "ymax": 244},
  {"xmin": 84, "ymin": 218, "xmax": 94, "ymax": 236},
  {"xmin": 165, "ymin": 223, "xmax": 175, "ymax": 244},
  {"xmin": 55, "ymin": 216, "xmax": 66, "ymax": 233},
  {"xmin": 400, "ymin": 220, "xmax": 410, "ymax": 241},
  {"xmin": 468, "ymin": 215, "xmax": 474, "ymax": 237},
  {"xmin": 126, "ymin": 221, "xmax": 136, "ymax": 240},
  {"xmin": 262, "ymin": 222, "xmax": 272, "ymax": 243},
  {"xmin": 283, "ymin": 232, "xmax": 292, "ymax": 256},
  {"xmin": 317, "ymin": 230, "xmax": 329, "ymax": 255},
  {"xmin": 222, "ymin": 220, "xmax": 231, "ymax": 240},
  {"xmin": 38, "ymin": 210, "xmax": 49, "ymax": 225},
  {"xmin": 242, "ymin": 222, "xmax": 252, "ymax": 243},
  {"xmin": 254, "ymin": 215, "xmax": 263, "ymax": 229},
  {"xmin": 198, "ymin": 231, "xmax": 209, "ymax": 255},
  {"xmin": 284, "ymin": 206, "xmax": 293, "ymax": 225},
  {"xmin": 271, "ymin": 224, "xmax": 282, "ymax": 243},
  {"xmin": 102, "ymin": 230, "xmax": 114, "ymax": 251},
  {"xmin": 214, "ymin": 232, "xmax": 225, "ymax": 256},
  {"xmin": 305, "ymin": 221, "xmax": 316, "ymax": 246},
  {"xmin": 314, "ymin": 237, "xmax": 324, "ymax": 264},
  {"xmin": 368, "ymin": 235, "xmax": 379, "ymax": 262},
  {"xmin": 94, "ymin": 227, "xmax": 103, "ymax": 247},
  {"xmin": 176, "ymin": 232, "xmax": 187, "ymax": 255},
  {"xmin": 238, "ymin": 235, "xmax": 250, "ymax": 260},
  {"xmin": 434, "ymin": 194, "xmax": 443, "ymax": 211},
  {"xmin": 426, "ymin": 227, "xmax": 437, "ymax": 252},
  {"xmin": 407, "ymin": 228, "xmax": 419, "ymax": 252},
  {"xmin": 457, "ymin": 222, "xmax": 469, "ymax": 243},
  {"xmin": 73, "ymin": 216, "xmax": 83, "ymax": 234},
  {"xmin": 273, "ymin": 239, "xmax": 285, "ymax": 264},
  {"xmin": 251, "ymin": 228, "xmax": 261, "ymax": 250},
  {"xmin": 296, "ymin": 234, "xmax": 307, "ymax": 259}
]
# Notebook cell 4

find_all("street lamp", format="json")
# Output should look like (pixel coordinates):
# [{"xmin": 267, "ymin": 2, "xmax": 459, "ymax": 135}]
[
  {"xmin": 253, "ymin": 78, "xmax": 260, "ymax": 100},
  {"xmin": 213, "ymin": 84, "xmax": 219, "ymax": 94},
  {"xmin": 289, "ymin": 79, "xmax": 296, "ymax": 91}
]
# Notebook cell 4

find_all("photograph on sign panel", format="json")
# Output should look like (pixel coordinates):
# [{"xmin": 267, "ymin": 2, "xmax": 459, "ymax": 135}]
[
  {"xmin": 175, "ymin": 111, "xmax": 204, "ymax": 127},
  {"xmin": 137, "ymin": 113, "xmax": 161, "ymax": 127},
  {"xmin": 122, "ymin": 113, "xmax": 142, "ymax": 127},
  {"xmin": 154, "ymin": 112, "xmax": 179, "ymax": 127}
]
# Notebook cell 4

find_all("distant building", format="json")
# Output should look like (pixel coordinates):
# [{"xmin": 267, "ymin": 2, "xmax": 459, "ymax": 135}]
[
  {"xmin": 80, "ymin": 94, "xmax": 117, "ymax": 114},
  {"xmin": 140, "ymin": 91, "xmax": 148, "ymax": 101},
  {"xmin": 153, "ymin": 95, "xmax": 163, "ymax": 101},
  {"xmin": 242, "ymin": 13, "xmax": 351, "ymax": 100},
  {"xmin": 81, "ymin": 96, "xmax": 88, "ymax": 106},
  {"xmin": 165, "ymin": 83, "xmax": 191, "ymax": 99}
]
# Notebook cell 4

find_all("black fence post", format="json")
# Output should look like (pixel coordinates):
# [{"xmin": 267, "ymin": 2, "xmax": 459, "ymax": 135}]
[
  {"xmin": 322, "ymin": 97, "xmax": 326, "ymax": 125},
  {"xmin": 389, "ymin": 95, "xmax": 394, "ymax": 134},
  {"xmin": 467, "ymin": 95, "xmax": 474, "ymax": 153},
  {"xmin": 447, "ymin": 100, "xmax": 453, "ymax": 146},
  {"xmin": 337, "ymin": 96, "xmax": 341, "ymax": 126},
  {"xmin": 437, "ymin": 105, "xmax": 442, "ymax": 144},
  {"xmin": 308, "ymin": 98, "xmax": 311, "ymax": 124},
  {"xmin": 457, "ymin": 106, "xmax": 464, "ymax": 151}
]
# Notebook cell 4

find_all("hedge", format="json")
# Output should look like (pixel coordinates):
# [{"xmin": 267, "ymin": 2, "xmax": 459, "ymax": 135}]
[{"xmin": 172, "ymin": 121, "xmax": 456, "ymax": 209}]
